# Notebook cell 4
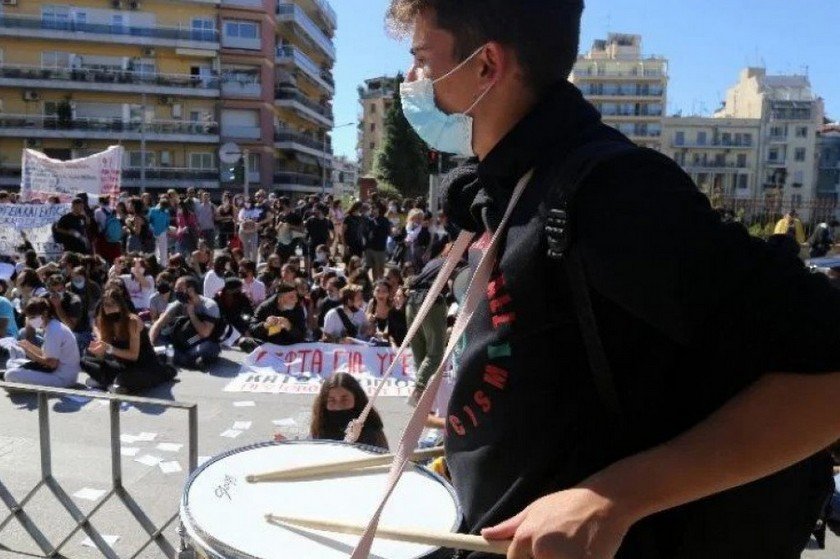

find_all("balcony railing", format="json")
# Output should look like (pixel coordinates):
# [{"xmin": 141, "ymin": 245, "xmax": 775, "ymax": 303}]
[
  {"xmin": 0, "ymin": 13, "xmax": 219, "ymax": 44},
  {"xmin": 273, "ymin": 170, "xmax": 322, "ymax": 187},
  {"xmin": 682, "ymin": 161, "xmax": 750, "ymax": 170},
  {"xmin": 601, "ymin": 109, "xmax": 663, "ymax": 117},
  {"xmin": 0, "ymin": 114, "xmax": 219, "ymax": 136},
  {"xmin": 276, "ymin": 45, "xmax": 333, "ymax": 92},
  {"xmin": 573, "ymin": 68, "xmax": 665, "ymax": 79},
  {"xmin": 0, "ymin": 64, "xmax": 220, "ymax": 91},
  {"xmin": 275, "ymin": 88, "xmax": 333, "ymax": 122},
  {"xmin": 277, "ymin": 3, "xmax": 335, "ymax": 60},
  {"xmin": 275, "ymin": 129, "xmax": 331, "ymax": 152},
  {"xmin": 672, "ymin": 139, "xmax": 754, "ymax": 148},
  {"xmin": 123, "ymin": 168, "xmax": 220, "ymax": 181},
  {"xmin": 312, "ymin": 0, "xmax": 337, "ymax": 30},
  {"xmin": 581, "ymin": 88, "xmax": 664, "ymax": 97}
]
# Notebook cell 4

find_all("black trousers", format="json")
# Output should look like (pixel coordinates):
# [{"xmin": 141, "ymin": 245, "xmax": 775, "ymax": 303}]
[{"xmin": 81, "ymin": 357, "xmax": 174, "ymax": 393}]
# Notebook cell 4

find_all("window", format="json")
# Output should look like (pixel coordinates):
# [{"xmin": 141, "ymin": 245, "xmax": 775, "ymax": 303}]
[
  {"xmin": 770, "ymin": 125, "xmax": 785, "ymax": 138},
  {"xmin": 110, "ymin": 14, "xmax": 126, "ymax": 33},
  {"xmin": 721, "ymin": 133, "xmax": 732, "ymax": 145},
  {"xmin": 696, "ymin": 131, "xmax": 707, "ymax": 145},
  {"xmin": 743, "ymin": 133, "xmax": 753, "ymax": 146},
  {"xmin": 796, "ymin": 126, "xmax": 808, "ymax": 138},
  {"xmin": 224, "ymin": 21, "xmax": 258, "ymax": 39},
  {"xmin": 192, "ymin": 18, "xmax": 215, "ymax": 41},
  {"xmin": 738, "ymin": 174, "xmax": 748, "ymax": 189},
  {"xmin": 370, "ymin": 103, "xmax": 376, "ymax": 114},
  {"xmin": 793, "ymin": 170, "xmax": 804, "ymax": 186},
  {"xmin": 674, "ymin": 131, "xmax": 684, "ymax": 146},
  {"xmin": 42, "ymin": 51, "xmax": 71, "ymax": 69},
  {"xmin": 128, "ymin": 151, "xmax": 155, "ymax": 168},
  {"xmin": 370, "ymin": 123, "xmax": 375, "ymax": 132},
  {"xmin": 768, "ymin": 148, "xmax": 780, "ymax": 162},
  {"xmin": 247, "ymin": 153, "xmax": 260, "ymax": 173},
  {"xmin": 737, "ymin": 154, "xmax": 747, "ymax": 167},
  {"xmin": 794, "ymin": 148, "xmax": 806, "ymax": 162},
  {"xmin": 791, "ymin": 194, "xmax": 802, "ymax": 207},
  {"xmin": 42, "ymin": 5, "xmax": 70, "ymax": 30},
  {"xmin": 190, "ymin": 153, "xmax": 215, "ymax": 169},
  {"xmin": 714, "ymin": 154, "xmax": 725, "ymax": 166}
]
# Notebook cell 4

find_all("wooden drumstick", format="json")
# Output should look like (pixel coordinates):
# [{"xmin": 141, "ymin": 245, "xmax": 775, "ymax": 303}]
[
  {"xmin": 265, "ymin": 513, "xmax": 511, "ymax": 555},
  {"xmin": 246, "ymin": 446, "xmax": 445, "ymax": 483}
]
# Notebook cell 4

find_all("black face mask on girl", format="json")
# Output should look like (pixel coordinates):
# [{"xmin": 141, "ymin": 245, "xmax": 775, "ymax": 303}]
[{"xmin": 324, "ymin": 409, "xmax": 357, "ymax": 437}]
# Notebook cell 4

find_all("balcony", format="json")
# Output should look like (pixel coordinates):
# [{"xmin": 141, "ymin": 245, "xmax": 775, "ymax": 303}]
[
  {"xmin": 221, "ymin": 0, "xmax": 264, "ymax": 8},
  {"xmin": 572, "ymin": 68, "xmax": 666, "ymax": 81},
  {"xmin": 273, "ymin": 170, "xmax": 330, "ymax": 193},
  {"xmin": 311, "ymin": 0, "xmax": 337, "ymax": 30},
  {"xmin": 123, "ymin": 167, "xmax": 221, "ymax": 189},
  {"xmin": 276, "ymin": 45, "xmax": 334, "ymax": 94},
  {"xmin": 0, "ymin": 64, "xmax": 220, "ymax": 98},
  {"xmin": 275, "ymin": 129, "xmax": 332, "ymax": 158},
  {"xmin": 671, "ymin": 139, "xmax": 754, "ymax": 149},
  {"xmin": 0, "ymin": 114, "xmax": 219, "ymax": 143},
  {"xmin": 275, "ymin": 88, "xmax": 333, "ymax": 127},
  {"xmin": 581, "ymin": 88, "xmax": 665, "ymax": 98},
  {"xmin": 765, "ymin": 158, "xmax": 787, "ymax": 167},
  {"xmin": 277, "ymin": 3, "xmax": 335, "ymax": 61},
  {"xmin": 0, "ymin": 13, "xmax": 220, "ymax": 50},
  {"xmin": 221, "ymin": 72, "xmax": 262, "ymax": 97},
  {"xmin": 601, "ymin": 109, "xmax": 663, "ymax": 118},
  {"xmin": 682, "ymin": 161, "xmax": 750, "ymax": 172}
]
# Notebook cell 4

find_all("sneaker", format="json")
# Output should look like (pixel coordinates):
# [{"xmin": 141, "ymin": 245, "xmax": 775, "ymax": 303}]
[{"xmin": 85, "ymin": 377, "xmax": 106, "ymax": 390}]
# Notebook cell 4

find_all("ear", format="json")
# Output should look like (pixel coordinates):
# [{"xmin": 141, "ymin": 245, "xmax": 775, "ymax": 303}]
[{"xmin": 478, "ymin": 41, "xmax": 507, "ymax": 85}]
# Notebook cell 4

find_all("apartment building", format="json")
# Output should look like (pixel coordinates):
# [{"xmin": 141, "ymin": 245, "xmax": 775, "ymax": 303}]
[
  {"xmin": 715, "ymin": 67, "xmax": 824, "ymax": 217},
  {"xmin": 331, "ymin": 154, "xmax": 358, "ymax": 197},
  {"xmin": 0, "ymin": 0, "xmax": 337, "ymax": 195},
  {"xmin": 571, "ymin": 34, "xmax": 668, "ymax": 150},
  {"xmin": 357, "ymin": 75, "xmax": 397, "ymax": 175},
  {"xmin": 817, "ymin": 124, "xmax": 840, "ymax": 204},
  {"xmin": 662, "ymin": 116, "xmax": 761, "ymax": 199}
]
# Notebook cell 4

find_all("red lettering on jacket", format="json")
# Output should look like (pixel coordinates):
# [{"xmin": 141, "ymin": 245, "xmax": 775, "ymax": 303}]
[
  {"xmin": 448, "ymin": 415, "xmax": 466, "ymax": 436},
  {"xmin": 474, "ymin": 390, "xmax": 492, "ymax": 413},
  {"xmin": 492, "ymin": 313, "xmax": 516, "ymax": 328},
  {"xmin": 489, "ymin": 294, "xmax": 512, "ymax": 314},
  {"xmin": 483, "ymin": 365, "xmax": 509, "ymax": 390},
  {"xmin": 463, "ymin": 405, "xmax": 479, "ymax": 428},
  {"xmin": 486, "ymin": 275, "xmax": 507, "ymax": 299}
]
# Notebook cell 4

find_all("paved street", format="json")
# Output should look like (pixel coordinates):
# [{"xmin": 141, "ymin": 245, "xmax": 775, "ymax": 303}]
[{"xmin": 0, "ymin": 349, "xmax": 835, "ymax": 558}]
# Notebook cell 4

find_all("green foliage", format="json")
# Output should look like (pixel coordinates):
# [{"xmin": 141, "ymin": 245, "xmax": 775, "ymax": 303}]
[
  {"xmin": 373, "ymin": 73, "xmax": 429, "ymax": 198},
  {"xmin": 374, "ymin": 181, "xmax": 403, "ymax": 203}
]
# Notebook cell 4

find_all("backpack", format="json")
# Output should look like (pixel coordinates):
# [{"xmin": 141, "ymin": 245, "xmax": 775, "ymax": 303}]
[
  {"xmin": 543, "ymin": 138, "xmax": 832, "ymax": 556},
  {"xmin": 102, "ymin": 209, "xmax": 123, "ymax": 244}
]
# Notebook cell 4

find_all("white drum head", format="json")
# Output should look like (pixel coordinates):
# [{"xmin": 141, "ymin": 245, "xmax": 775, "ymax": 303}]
[{"xmin": 181, "ymin": 441, "xmax": 461, "ymax": 559}]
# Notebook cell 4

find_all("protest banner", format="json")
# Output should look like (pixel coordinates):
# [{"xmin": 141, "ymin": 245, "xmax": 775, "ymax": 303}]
[
  {"xmin": 21, "ymin": 146, "xmax": 123, "ymax": 202},
  {"xmin": 224, "ymin": 342, "xmax": 417, "ymax": 397},
  {"xmin": 0, "ymin": 203, "xmax": 69, "ymax": 260}
]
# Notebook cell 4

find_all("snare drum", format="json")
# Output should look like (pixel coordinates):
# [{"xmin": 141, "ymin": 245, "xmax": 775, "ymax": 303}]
[{"xmin": 181, "ymin": 441, "xmax": 461, "ymax": 559}]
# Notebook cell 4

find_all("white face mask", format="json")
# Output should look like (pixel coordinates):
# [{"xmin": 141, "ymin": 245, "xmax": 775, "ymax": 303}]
[
  {"xmin": 28, "ymin": 316, "xmax": 44, "ymax": 330},
  {"xmin": 400, "ymin": 46, "xmax": 495, "ymax": 157}
]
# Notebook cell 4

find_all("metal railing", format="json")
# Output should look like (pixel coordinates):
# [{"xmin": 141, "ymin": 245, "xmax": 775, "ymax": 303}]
[
  {"xmin": 276, "ymin": 44, "xmax": 334, "ymax": 89},
  {"xmin": 275, "ymin": 129, "xmax": 331, "ymax": 151},
  {"xmin": 0, "ymin": 13, "xmax": 219, "ymax": 43},
  {"xmin": 0, "ymin": 382, "xmax": 198, "ymax": 559},
  {"xmin": 276, "ymin": 3, "xmax": 335, "ymax": 60},
  {"xmin": 273, "ymin": 170, "xmax": 322, "ymax": 186},
  {"xmin": 0, "ymin": 63, "xmax": 220, "ymax": 90},
  {"xmin": 581, "ymin": 89, "xmax": 665, "ymax": 97},
  {"xmin": 0, "ymin": 114, "xmax": 219, "ymax": 135},
  {"xmin": 123, "ymin": 167, "xmax": 220, "ymax": 181},
  {"xmin": 274, "ymin": 88, "xmax": 333, "ymax": 121}
]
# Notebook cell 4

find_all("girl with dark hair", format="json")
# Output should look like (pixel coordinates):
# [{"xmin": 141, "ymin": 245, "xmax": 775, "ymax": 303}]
[
  {"xmin": 366, "ymin": 280, "xmax": 406, "ymax": 347},
  {"xmin": 175, "ymin": 198, "xmax": 199, "ymax": 256},
  {"xmin": 82, "ymin": 289, "xmax": 175, "ymax": 393},
  {"xmin": 343, "ymin": 202, "xmax": 367, "ymax": 261},
  {"xmin": 4, "ymin": 297, "xmax": 80, "ymax": 388},
  {"xmin": 309, "ymin": 372, "xmax": 388, "ymax": 450},
  {"xmin": 68, "ymin": 265, "xmax": 101, "ymax": 325}
]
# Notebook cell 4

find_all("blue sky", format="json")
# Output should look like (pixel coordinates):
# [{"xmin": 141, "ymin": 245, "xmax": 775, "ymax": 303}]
[{"xmin": 329, "ymin": 0, "xmax": 839, "ymax": 161}]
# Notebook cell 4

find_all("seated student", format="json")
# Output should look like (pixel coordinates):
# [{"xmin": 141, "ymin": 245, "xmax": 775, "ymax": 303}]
[
  {"xmin": 321, "ymin": 285, "xmax": 369, "ymax": 344},
  {"xmin": 15, "ymin": 268, "xmax": 48, "ymax": 315},
  {"xmin": 239, "ymin": 259, "xmax": 267, "ymax": 307},
  {"xmin": 214, "ymin": 278, "xmax": 254, "ymax": 339},
  {"xmin": 203, "ymin": 255, "xmax": 229, "ymax": 298},
  {"xmin": 308, "ymin": 372, "xmax": 388, "ymax": 450},
  {"xmin": 0, "ymin": 288, "xmax": 18, "ymax": 339},
  {"xmin": 119, "ymin": 257, "xmax": 155, "ymax": 316},
  {"xmin": 149, "ymin": 276, "xmax": 222, "ymax": 368},
  {"xmin": 316, "ymin": 277, "xmax": 344, "ymax": 335},
  {"xmin": 46, "ymin": 274, "xmax": 92, "ymax": 355},
  {"xmin": 82, "ymin": 289, "xmax": 176, "ymax": 394},
  {"xmin": 4, "ymin": 298, "xmax": 81, "ymax": 388},
  {"xmin": 149, "ymin": 272, "xmax": 174, "ymax": 322},
  {"xmin": 245, "ymin": 282, "xmax": 306, "ymax": 347},
  {"xmin": 68, "ymin": 266, "xmax": 101, "ymax": 327},
  {"xmin": 365, "ymin": 280, "xmax": 404, "ymax": 348}
]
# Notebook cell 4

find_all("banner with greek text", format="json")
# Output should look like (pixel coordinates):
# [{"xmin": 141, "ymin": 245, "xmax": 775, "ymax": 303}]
[
  {"xmin": 21, "ymin": 146, "xmax": 123, "ymax": 202},
  {"xmin": 0, "ymin": 203, "xmax": 70, "ymax": 260},
  {"xmin": 223, "ymin": 342, "xmax": 417, "ymax": 397}
]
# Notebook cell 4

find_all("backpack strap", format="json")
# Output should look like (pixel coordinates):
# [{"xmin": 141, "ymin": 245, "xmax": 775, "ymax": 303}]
[
  {"xmin": 545, "ymin": 140, "xmax": 641, "ymax": 420},
  {"xmin": 335, "ymin": 307, "xmax": 359, "ymax": 339}
]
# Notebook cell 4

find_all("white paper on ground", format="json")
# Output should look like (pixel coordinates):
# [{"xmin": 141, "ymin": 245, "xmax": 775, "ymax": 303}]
[
  {"xmin": 120, "ymin": 447, "xmax": 140, "ymax": 457},
  {"xmin": 233, "ymin": 401, "xmax": 256, "ymax": 407},
  {"xmin": 134, "ymin": 455, "xmax": 162, "ymax": 467},
  {"xmin": 120, "ymin": 434, "xmax": 139, "ymax": 444},
  {"xmin": 272, "ymin": 418, "xmax": 297, "ymax": 427},
  {"xmin": 159, "ymin": 461, "xmax": 182, "ymax": 474},
  {"xmin": 232, "ymin": 421, "xmax": 252, "ymax": 430},
  {"xmin": 73, "ymin": 488, "xmax": 106, "ymax": 501},
  {"xmin": 220, "ymin": 429, "xmax": 243, "ymax": 439},
  {"xmin": 135, "ymin": 432, "xmax": 157, "ymax": 442},
  {"xmin": 156, "ymin": 443, "xmax": 183, "ymax": 452},
  {"xmin": 81, "ymin": 535, "xmax": 120, "ymax": 549}
]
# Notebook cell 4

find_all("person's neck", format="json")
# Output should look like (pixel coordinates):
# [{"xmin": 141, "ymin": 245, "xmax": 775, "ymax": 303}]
[{"xmin": 473, "ymin": 87, "xmax": 539, "ymax": 161}]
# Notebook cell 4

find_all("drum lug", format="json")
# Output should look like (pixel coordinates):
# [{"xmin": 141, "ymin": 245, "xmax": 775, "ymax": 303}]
[{"xmin": 177, "ymin": 547, "xmax": 196, "ymax": 559}]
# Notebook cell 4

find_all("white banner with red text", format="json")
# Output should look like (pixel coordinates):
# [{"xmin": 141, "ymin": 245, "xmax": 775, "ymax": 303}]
[
  {"xmin": 223, "ymin": 342, "xmax": 417, "ymax": 396},
  {"xmin": 21, "ymin": 146, "xmax": 123, "ymax": 202}
]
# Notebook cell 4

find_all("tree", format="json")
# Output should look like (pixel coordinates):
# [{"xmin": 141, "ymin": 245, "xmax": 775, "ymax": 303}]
[{"xmin": 373, "ymin": 73, "xmax": 429, "ymax": 198}]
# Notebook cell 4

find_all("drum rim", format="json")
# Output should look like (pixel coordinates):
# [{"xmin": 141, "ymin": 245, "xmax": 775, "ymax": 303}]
[{"xmin": 180, "ymin": 440, "xmax": 463, "ymax": 559}]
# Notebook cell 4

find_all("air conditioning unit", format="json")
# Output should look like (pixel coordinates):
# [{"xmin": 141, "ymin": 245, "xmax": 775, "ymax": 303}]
[
  {"xmin": 142, "ymin": 48, "xmax": 156, "ymax": 57},
  {"xmin": 128, "ymin": 0, "xmax": 140, "ymax": 9},
  {"xmin": 22, "ymin": 90, "xmax": 40, "ymax": 102},
  {"xmin": 171, "ymin": 103, "xmax": 182, "ymax": 119},
  {"xmin": 71, "ymin": 140, "xmax": 87, "ymax": 149},
  {"xmin": 25, "ymin": 139, "xmax": 42, "ymax": 149},
  {"xmin": 159, "ymin": 95, "xmax": 175, "ymax": 105}
]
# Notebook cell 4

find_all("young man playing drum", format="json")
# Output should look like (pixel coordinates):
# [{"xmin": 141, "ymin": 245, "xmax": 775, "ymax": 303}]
[{"xmin": 386, "ymin": 1, "xmax": 840, "ymax": 558}]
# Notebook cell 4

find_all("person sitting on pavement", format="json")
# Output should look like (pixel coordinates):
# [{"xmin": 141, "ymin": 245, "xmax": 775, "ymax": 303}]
[
  {"xmin": 3, "ymin": 297, "xmax": 81, "ymax": 388},
  {"xmin": 308, "ymin": 372, "xmax": 388, "ymax": 450},
  {"xmin": 149, "ymin": 272, "xmax": 174, "ymax": 322},
  {"xmin": 82, "ymin": 288, "xmax": 176, "ymax": 394},
  {"xmin": 149, "ymin": 276, "xmax": 222, "ymax": 369},
  {"xmin": 68, "ymin": 265, "xmax": 101, "ymax": 328},
  {"xmin": 241, "ymin": 282, "xmax": 306, "ymax": 351},
  {"xmin": 46, "ymin": 273, "xmax": 92, "ymax": 355},
  {"xmin": 239, "ymin": 259, "xmax": 267, "ymax": 307},
  {"xmin": 118, "ymin": 256, "xmax": 155, "ymax": 319},
  {"xmin": 203, "ymin": 254, "xmax": 230, "ymax": 298},
  {"xmin": 321, "ymin": 285, "xmax": 370, "ymax": 344},
  {"xmin": 213, "ymin": 277, "xmax": 254, "ymax": 341}
]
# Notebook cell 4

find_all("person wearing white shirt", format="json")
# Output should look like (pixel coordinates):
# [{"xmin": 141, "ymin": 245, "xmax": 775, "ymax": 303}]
[
  {"xmin": 239, "ymin": 259, "xmax": 266, "ymax": 307},
  {"xmin": 203, "ymin": 255, "xmax": 229, "ymax": 298},
  {"xmin": 118, "ymin": 257, "xmax": 154, "ymax": 312},
  {"xmin": 321, "ymin": 285, "xmax": 369, "ymax": 344}
]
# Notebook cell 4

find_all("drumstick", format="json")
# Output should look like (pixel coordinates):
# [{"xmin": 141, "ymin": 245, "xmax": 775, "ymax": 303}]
[
  {"xmin": 265, "ymin": 513, "xmax": 511, "ymax": 555},
  {"xmin": 246, "ymin": 446, "xmax": 445, "ymax": 483}
]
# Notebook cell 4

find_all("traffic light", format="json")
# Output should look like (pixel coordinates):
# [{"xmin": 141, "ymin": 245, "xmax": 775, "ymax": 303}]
[
  {"xmin": 228, "ymin": 157, "xmax": 245, "ymax": 184},
  {"xmin": 427, "ymin": 149, "xmax": 439, "ymax": 173}
]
